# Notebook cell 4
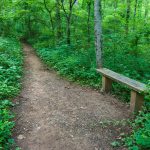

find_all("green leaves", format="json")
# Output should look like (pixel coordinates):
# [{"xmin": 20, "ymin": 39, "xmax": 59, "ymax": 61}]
[
  {"xmin": 125, "ymin": 109, "xmax": 150, "ymax": 149},
  {"xmin": 31, "ymin": 36, "xmax": 150, "ymax": 150},
  {"xmin": 0, "ymin": 100, "xmax": 15, "ymax": 149},
  {"xmin": 34, "ymin": 42, "xmax": 101, "ymax": 88},
  {"xmin": 0, "ymin": 37, "xmax": 23, "ymax": 149},
  {"xmin": 0, "ymin": 37, "xmax": 23, "ymax": 100},
  {"xmin": 145, "ymin": 81, "xmax": 150, "ymax": 102}
]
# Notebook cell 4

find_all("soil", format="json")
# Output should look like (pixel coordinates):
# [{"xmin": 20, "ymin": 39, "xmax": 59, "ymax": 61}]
[{"xmin": 13, "ymin": 44, "xmax": 130, "ymax": 150}]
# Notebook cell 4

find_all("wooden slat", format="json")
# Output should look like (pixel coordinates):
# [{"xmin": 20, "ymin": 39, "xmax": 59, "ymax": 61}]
[{"xmin": 97, "ymin": 68, "xmax": 146, "ymax": 92}]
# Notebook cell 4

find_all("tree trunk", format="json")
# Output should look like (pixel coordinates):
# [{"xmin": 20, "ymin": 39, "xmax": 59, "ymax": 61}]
[
  {"xmin": 144, "ymin": 0, "xmax": 149, "ymax": 21},
  {"xmin": 56, "ymin": 0, "xmax": 62, "ymax": 40},
  {"xmin": 125, "ymin": 0, "xmax": 131, "ymax": 35},
  {"xmin": 66, "ymin": 2, "xmax": 73, "ymax": 45},
  {"xmin": 134, "ymin": 0, "xmax": 138, "ymax": 18},
  {"xmin": 28, "ymin": 14, "xmax": 32, "ymax": 37},
  {"xmin": 67, "ymin": 17, "xmax": 71, "ymax": 45},
  {"xmin": 87, "ymin": 2, "xmax": 91, "ymax": 46},
  {"xmin": 60, "ymin": 0, "xmax": 77, "ymax": 45},
  {"xmin": 43, "ymin": 0, "xmax": 55, "ymax": 35},
  {"xmin": 133, "ymin": 0, "xmax": 138, "ymax": 30},
  {"xmin": 94, "ymin": 0, "xmax": 103, "ymax": 68}
]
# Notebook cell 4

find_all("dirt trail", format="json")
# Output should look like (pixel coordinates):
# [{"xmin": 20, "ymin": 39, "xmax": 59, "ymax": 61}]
[{"xmin": 13, "ymin": 44, "xmax": 129, "ymax": 150}]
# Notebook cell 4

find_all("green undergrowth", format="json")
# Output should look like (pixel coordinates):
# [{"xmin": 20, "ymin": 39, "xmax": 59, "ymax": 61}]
[
  {"xmin": 0, "ymin": 37, "xmax": 23, "ymax": 149},
  {"xmin": 29, "ymin": 37, "xmax": 150, "ymax": 102},
  {"xmin": 100, "ymin": 108, "xmax": 150, "ymax": 150},
  {"xmin": 124, "ymin": 108, "xmax": 150, "ymax": 150},
  {"xmin": 110, "ymin": 107, "xmax": 150, "ymax": 150},
  {"xmin": 29, "ymin": 37, "xmax": 150, "ymax": 150},
  {"xmin": 35, "ymin": 43, "xmax": 101, "ymax": 88},
  {"xmin": 105, "ymin": 86, "xmax": 150, "ymax": 150}
]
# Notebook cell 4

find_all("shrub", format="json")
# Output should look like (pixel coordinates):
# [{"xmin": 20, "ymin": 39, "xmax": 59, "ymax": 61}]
[
  {"xmin": 0, "ymin": 37, "xmax": 23, "ymax": 149},
  {"xmin": 30, "ymin": 37, "xmax": 150, "ymax": 101},
  {"xmin": 34, "ymin": 43, "xmax": 101, "ymax": 88},
  {"xmin": 29, "ymin": 37, "xmax": 150, "ymax": 150},
  {"xmin": 0, "ymin": 100, "xmax": 15, "ymax": 149},
  {"xmin": 125, "ymin": 109, "xmax": 150, "ymax": 150}
]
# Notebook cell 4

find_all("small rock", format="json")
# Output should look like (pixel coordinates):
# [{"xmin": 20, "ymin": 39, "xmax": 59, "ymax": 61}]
[
  {"xmin": 80, "ymin": 107, "xmax": 86, "ymax": 109},
  {"xmin": 70, "ymin": 134, "xmax": 74, "ymax": 138},
  {"xmin": 37, "ymin": 126, "xmax": 41, "ymax": 130},
  {"xmin": 15, "ymin": 102, "xmax": 19, "ymax": 105},
  {"xmin": 17, "ymin": 134, "xmax": 25, "ymax": 140},
  {"xmin": 65, "ymin": 86, "xmax": 70, "ymax": 89}
]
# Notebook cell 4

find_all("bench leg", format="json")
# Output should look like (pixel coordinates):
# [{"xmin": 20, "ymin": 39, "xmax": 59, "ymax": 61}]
[
  {"xmin": 102, "ymin": 76, "xmax": 112, "ymax": 93},
  {"xmin": 130, "ymin": 91, "xmax": 144, "ymax": 112}
]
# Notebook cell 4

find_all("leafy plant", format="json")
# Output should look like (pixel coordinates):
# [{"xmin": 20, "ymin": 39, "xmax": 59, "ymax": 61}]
[
  {"xmin": 124, "ymin": 109, "xmax": 150, "ymax": 150},
  {"xmin": 145, "ymin": 81, "xmax": 150, "ymax": 104},
  {"xmin": 0, "ymin": 37, "xmax": 23, "ymax": 149},
  {"xmin": 33, "ymin": 42, "xmax": 101, "ymax": 88},
  {"xmin": 0, "ymin": 100, "xmax": 15, "ymax": 149}
]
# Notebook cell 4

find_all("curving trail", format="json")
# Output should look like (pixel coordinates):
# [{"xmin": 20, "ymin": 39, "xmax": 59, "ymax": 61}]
[{"xmin": 13, "ymin": 44, "xmax": 129, "ymax": 150}]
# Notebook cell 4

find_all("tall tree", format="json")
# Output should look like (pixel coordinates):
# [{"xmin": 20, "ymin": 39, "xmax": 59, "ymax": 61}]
[
  {"xmin": 43, "ymin": 0, "xmax": 55, "ymax": 34},
  {"xmin": 60, "ymin": 0, "xmax": 77, "ymax": 45},
  {"xmin": 134, "ymin": 0, "xmax": 138, "ymax": 18},
  {"xmin": 125, "ymin": 0, "xmax": 131, "ymax": 35},
  {"xmin": 94, "ymin": 0, "xmax": 103, "ymax": 68},
  {"xmin": 133, "ymin": 0, "xmax": 138, "ymax": 30},
  {"xmin": 144, "ymin": 0, "xmax": 149, "ymax": 21},
  {"xmin": 56, "ymin": 0, "xmax": 62, "ymax": 40},
  {"xmin": 87, "ymin": 0, "xmax": 92, "ymax": 45}
]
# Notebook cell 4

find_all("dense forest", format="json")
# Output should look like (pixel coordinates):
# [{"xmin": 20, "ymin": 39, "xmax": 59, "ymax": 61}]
[{"xmin": 0, "ymin": 0, "xmax": 150, "ymax": 149}]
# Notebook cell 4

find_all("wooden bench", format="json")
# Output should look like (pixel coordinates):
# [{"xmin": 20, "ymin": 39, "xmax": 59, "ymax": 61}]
[{"xmin": 97, "ymin": 68, "xmax": 146, "ymax": 112}]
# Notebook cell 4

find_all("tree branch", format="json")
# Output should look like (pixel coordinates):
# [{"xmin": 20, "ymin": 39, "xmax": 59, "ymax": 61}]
[
  {"xmin": 71, "ymin": 0, "xmax": 77, "ymax": 7},
  {"xmin": 43, "ymin": 0, "xmax": 51, "ymax": 14},
  {"xmin": 59, "ymin": 0, "xmax": 69, "ymax": 19}
]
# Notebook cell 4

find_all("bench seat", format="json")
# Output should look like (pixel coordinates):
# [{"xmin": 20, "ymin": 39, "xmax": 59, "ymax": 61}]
[
  {"xmin": 97, "ymin": 68, "xmax": 147, "ymax": 112},
  {"xmin": 97, "ymin": 68, "xmax": 146, "ymax": 92}
]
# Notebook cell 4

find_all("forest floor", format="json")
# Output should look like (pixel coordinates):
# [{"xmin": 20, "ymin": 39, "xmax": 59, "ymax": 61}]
[{"xmin": 13, "ymin": 44, "xmax": 130, "ymax": 150}]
